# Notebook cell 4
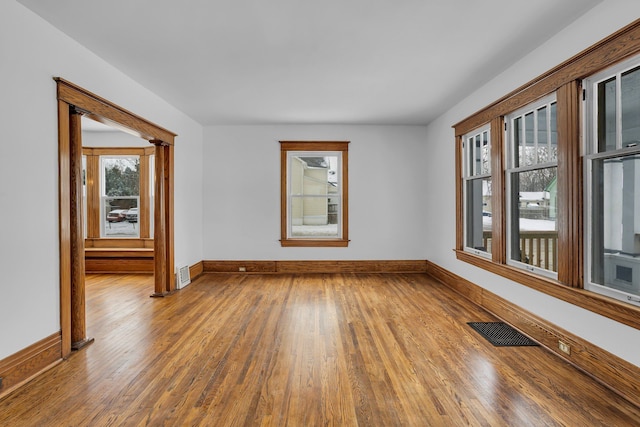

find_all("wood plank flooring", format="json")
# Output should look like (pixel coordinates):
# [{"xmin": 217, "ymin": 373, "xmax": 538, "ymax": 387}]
[{"xmin": 1, "ymin": 273, "xmax": 639, "ymax": 426}]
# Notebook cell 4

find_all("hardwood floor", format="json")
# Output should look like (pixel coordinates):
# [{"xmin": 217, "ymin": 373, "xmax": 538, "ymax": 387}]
[{"xmin": 1, "ymin": 273, "xmax": 639, "ymax": 426}]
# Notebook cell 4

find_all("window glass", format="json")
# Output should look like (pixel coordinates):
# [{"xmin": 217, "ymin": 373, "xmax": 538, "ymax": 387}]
[
  {"xmin": 101, "ymin": 156, "xmax": 140, "ymax": 238},
  {"xmin": 289, "ymin": 155, "xmax": 340, "ymax": 238},
  {"xmin": 465, "ymin": 177, "xmax": 492, "ymax": 252},
  {"xmin": 622, "ymin": 66, "xmax": 640, "ymax": 147},
  {"xmin": 82, "ymin": 155, "xmax": 87, "ymax": 238},
  {"xmin": 507, "ymin": 95, "xmax": 558, "ymax": 276},
  {"xmin": 509, "ymin": 167, "xmax": 558, "ymax": 272},
  {"xmin": 149, "ymin": 154, "xmax": 155, "ymax": 237},
  {"xmin": 463, "ymin": 127, "xmax": 491, "ymax": 256},
  {"xmin": 591, "ymin": 154, "xmax": 640, "ymax": 298},
  {"xmin": 587, "ymin": 58, "xmax": 640, "ymax": 304},
  {"xmin": 523, "ymin": 112, "xmax": 535, "ymax": 166},
  {"xmin": 597, "ymin": 76, "xmax": 617, "ymax": 152}
]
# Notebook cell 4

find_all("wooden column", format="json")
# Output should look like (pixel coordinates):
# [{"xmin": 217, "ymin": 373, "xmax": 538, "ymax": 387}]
[
  {"xmin": 165, "ymin": 144, "xmax": 175, "ymax": 293},
  {"xmin": 58, "ymin": 101, "xmax": 72, "ymax": 358},
  {"xmin": 70, "ymin": 109, "xmax": 93, "ymax": 350},
  {"xmin": 151, "ymin": 141, "xmax": 168, "ymax": 297}
]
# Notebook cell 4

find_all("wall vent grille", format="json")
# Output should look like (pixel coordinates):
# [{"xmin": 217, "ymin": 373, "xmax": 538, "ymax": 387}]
[{"xmin": 177, "ymin": 265, "xmax": 191, "ymax": 289}]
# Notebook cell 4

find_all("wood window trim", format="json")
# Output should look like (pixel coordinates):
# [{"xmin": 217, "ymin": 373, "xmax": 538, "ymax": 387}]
[
  {"xmin": 280, "ymin": 141, "xmax": 349, "ymax": 247},
  {"xmin": 453, "ymin": 19, "xmax": 640, "ymax": 331}
]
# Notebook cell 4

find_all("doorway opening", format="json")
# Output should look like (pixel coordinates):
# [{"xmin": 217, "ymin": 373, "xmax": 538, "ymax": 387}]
[
  {"xmin": 82, "ymin": 118, "xmax": 156, "ymax": 274},
  {"xmin": 56, "ymin": 78, "xmax": 176, "ymax": 357}
]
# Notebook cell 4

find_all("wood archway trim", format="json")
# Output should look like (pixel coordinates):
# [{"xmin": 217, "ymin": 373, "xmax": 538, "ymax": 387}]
[
  {"xmin": 56, "ymin": 78, "xmax": 175, "ymax": 144},
  {"xmin": 55, "ymin": 78, "xmax": 176, "ymax": 358}
]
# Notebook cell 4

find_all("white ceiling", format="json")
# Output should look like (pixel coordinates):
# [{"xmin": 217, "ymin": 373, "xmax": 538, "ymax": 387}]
[{"xmin": 19, "ymin": 0, "xmax": 600, "ymax": 126}]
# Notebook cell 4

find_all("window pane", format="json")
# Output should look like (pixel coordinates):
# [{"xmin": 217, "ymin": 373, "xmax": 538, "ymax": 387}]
[
  {"xmin": 103, "ymin": 197, "xmax": 139, "ymax": 237},
  {"xmin": 621, "ymin": 66, "xmax": 640, "ymax": 148},
  {"xmin": 597, "ymin": 76, "xmax": 617, "ymax": 152},
  {"xmin": 82, "ymin": 155, "xmax": 87, "ymax": 238},
  {"xmin": 465, "ymin": 136, "xmax": 472, "ymax": 176},
  {"xmin": 522, "ymin": 112, "xmax": 535, "ymax": 166},
  {"xmin": 101, "ymin": 156, "xmax": 140, "ymax": 238},
  {"xmin": 474, "ymin": 135, "xmax": 482, "ymax": 175},
  {"xmin": 549, "ymin": 102, "xmax": 558, "ymax": 162},
  {"xmin": 510, "ymin": 167, "xmax": 558, "ymax": 272},
  {"xmin": 481, "ymin": 131, "xmax": 490, "ymax": 174},
  {"xmin": 465, "ymin": 130, "xmax": 490, "ymax": 177},
  {"xmin": 283, "ymin": 148, "xmax": 345, "ymax": 244},
  {"xmin": 290, "ymin": 196, "xmax": 338, "ymax": 237},
  {"xmin": 102, "ymin": 157, "xmax": 140, "ymax": 197},
  {"xmin": 537, "ymin": 106, "xmax": 548, "ymax": 163},
  {"xmin": 149, "ymin": 154, "xmax": 155, "ymax": 237},
  {"xmin": 591, "ymin": 154, "xmax": 640, "ymax": 296},
  {"xmin": 466, "ymin": 178, "xmax": 492, "ymax": 253},
  {"xmin": 513, "ymin": 116, "xmax": 522, "ymax": 168}
]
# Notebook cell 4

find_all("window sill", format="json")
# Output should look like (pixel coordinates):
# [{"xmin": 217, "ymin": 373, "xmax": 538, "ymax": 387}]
[
  {"xmin": 280, "ymin": 239, "xmax": 349, "ymax": 248},
  {"xmin": 455, "ymin": 249, "xmax": 640, "ymax": 331}
]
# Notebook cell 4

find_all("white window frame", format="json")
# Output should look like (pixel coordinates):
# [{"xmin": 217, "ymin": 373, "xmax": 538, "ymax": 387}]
[
  {"xmin": 505, "ymin": 94, "xmax": 559, "ymax": 279},
  {"xmin": 99, "ymin": 155, "xmax": 141, "ymax": 238},
  {"xmin": 462, "ymin": 124, "xmax": 492, "ymax": 259},
  {"xmin": 584, "ymin": 55, "xmax": 640, "ymax": 307},
  {"xmin": 286, "ymin": 151, "xmax": 342, "ymax": 240}
]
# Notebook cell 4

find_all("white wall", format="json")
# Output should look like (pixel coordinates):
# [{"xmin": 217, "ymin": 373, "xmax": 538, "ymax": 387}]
[
  {"xmin": 0, "ymin": 1, "xmax": 204, "ymax": 360},
  {"xmin": 203, "ymin": 125, "xmax": 428, "ymax": 260},
  {"xmin": 424, "ymin": 0, "xmax": 640, "ymax": 367},
  {"xmin": 82, "ymin": 127, "xmax": 146, "ymax": 148}
]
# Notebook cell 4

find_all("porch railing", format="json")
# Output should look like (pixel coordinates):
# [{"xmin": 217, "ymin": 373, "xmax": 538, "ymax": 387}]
[{"xmin": 483, "ymin": 230, "xmax": 558, "ymax": 272}]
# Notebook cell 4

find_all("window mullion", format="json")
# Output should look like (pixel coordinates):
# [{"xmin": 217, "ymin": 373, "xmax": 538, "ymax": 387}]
[
  {"xmin": 616, "ymin": 72, "xmax": 623, "ymax": 151},
  {"xmin": 556, "ymin": 80, "xmax": 583, "ymax": 287},
  {"xmin": 491, "ymin": 117, "xmax": 506, "ymax": 264},
  {"xmin": 533, "ymin": 108, "xmax": 539, "ymax": 163}
]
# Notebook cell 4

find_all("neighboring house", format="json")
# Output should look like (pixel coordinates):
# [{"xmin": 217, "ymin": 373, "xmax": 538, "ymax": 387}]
[{"xmin": 290, "ymin": 156, "xmax": 335, "ymax": 226}]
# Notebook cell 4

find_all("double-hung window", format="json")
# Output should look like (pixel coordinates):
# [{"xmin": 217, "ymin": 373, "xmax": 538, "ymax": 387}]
[
  {"xmin": 280, "ymin": 141, "xmax": 349, "ymax": 247},
  {"xmin": 506, "ymin": 95, "xmax": 558, "ymax": 276},
  {"xmin": 585, "ymin": 57, "xmax": 640, "ymax": 306},
  {"xmin": 462, "ymin": 126, "xmax": 492, "ymax": 257},
  {"xmin": 83, "ymin": 147, "xmax": 154, "ymax": 242}
]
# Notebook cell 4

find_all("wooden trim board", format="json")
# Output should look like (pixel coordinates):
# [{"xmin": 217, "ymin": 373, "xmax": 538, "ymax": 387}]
[
  {"xmin": 203, "ymin": 260, "xmax": 429, "ymax": 274},
  {"xmin": 0, "ymin": 333, "xmax": 62, "ymax": 401}
]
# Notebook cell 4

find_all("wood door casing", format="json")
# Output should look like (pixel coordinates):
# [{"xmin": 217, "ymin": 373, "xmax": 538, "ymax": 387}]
[{"xmin": 56, "ymin": 78, "xmax": 177, "ymax": 357}]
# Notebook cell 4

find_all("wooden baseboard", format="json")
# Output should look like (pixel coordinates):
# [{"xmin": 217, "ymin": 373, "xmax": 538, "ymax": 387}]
[
  {"xmin": 85, "ymin": 248, "xmax": 154, "ymax": 274},
  {"xmin": 0, "ymin": 332, "xmax": 62, "ymax": 401},
  {"xmin": 189, "ymin": 261, "xmax": 204, "ymax": 281},
  {"xmin": 203, "ymin": 260, "xmax": 429, "ymax": 274},
  {"xmin": 85, "ymin": 258, "xmax": 154, "ymax": 274},
  {"xmin": 425, "ymin": 260, "xmax": 640, "ymax": 409}
]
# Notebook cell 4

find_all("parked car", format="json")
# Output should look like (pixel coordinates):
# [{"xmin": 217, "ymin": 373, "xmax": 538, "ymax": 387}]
[
  {"xmin": 106, "ymin": 209, "xmax": 127, "ymax": 222},
  {"xmin": 126, "ymin": 207, "xmax": 138, "ymax": 223}
]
